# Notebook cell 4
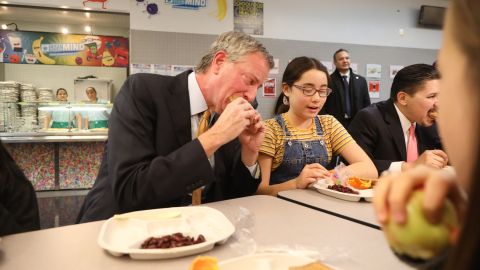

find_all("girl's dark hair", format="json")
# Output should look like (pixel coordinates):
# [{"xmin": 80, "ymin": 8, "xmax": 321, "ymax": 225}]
[
  {"xmin": 56, "ymin": 88, "xmax": 67, "ymax": 96},
  {"xmin": 389, "ymin": 63, "xmax": 439, "ymax": 101},
  {"xmin": 282, "ymin": 56, "xmax": 329, "ymax": 86},
  {"xmin": 277, "ymin": 56, "xmax": 330, "ymax": 113},
  {"xmin": 444, "ymin": 0, "xmax": 480, "ymax": 269}
]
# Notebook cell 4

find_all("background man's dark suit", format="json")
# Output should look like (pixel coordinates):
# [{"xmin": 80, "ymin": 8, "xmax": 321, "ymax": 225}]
[
  {"xmin": 77, "ymin": 71, "xmax": 260, "ymax": 222},
  {"xmin": 321, "ymin": 68, "xmax": 370, "ymax": 128},
  {"xmin": 348, "ymin": 99, "xmax": 440, "ymax": 174}
]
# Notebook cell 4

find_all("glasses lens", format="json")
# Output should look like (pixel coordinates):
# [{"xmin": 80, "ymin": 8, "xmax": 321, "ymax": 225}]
[
  {"xmin": 294, "ymin": 85, "xmax": 331, "ymax": 97},
  {"xmin": 302, "ymin": 86, "xmax": 316, "ymax": 96}
]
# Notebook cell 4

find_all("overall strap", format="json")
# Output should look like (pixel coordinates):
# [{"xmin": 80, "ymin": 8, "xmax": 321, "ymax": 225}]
[
  {"xmin": 313, "ymin": 116, "xmax": 324, "ymax": 136},
  {"xmin": 274, "ymin": 114, "xmax": 291, "ymax": 136}
]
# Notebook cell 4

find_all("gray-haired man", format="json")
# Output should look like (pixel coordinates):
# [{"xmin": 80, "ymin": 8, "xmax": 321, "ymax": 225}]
[{"xmin": 78, "ymin": 31, "xmax": 274, "ymax": 222}]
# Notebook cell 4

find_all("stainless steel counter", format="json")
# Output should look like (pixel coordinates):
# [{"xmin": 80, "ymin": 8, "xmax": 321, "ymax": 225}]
[{"xmin": 0, "ymin": 131, "xmax": 107, "ymax": 143}]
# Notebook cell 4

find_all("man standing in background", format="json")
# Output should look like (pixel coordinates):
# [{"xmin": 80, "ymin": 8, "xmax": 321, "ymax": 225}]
[{"xmin": 321, "ymin": 49, "xmax": 370, "ymax": 128}]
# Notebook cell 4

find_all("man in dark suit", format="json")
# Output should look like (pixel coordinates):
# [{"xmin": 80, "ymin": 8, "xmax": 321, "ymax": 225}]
[
  {"xmin": 321, "ymin": 49, "xmax": 370, "ymax": 128},
  {"xmin": 349, "ymin": 64, "xmax": 448, "ymax": 174},
  {"xmin": 77, "ymin": 31, "xmax": 274, "ymax": 222}
]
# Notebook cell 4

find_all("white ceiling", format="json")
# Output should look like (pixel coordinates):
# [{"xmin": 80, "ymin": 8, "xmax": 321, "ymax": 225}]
[{"xmin": 0, "ymin": 4, "xmax": 129, "ymax": 28}]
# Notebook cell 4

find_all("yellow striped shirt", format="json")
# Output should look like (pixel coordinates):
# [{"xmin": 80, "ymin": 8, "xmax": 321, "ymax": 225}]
[{"xmin": 260, "ymin": 114, "xmax": 354, "ymax": 170}]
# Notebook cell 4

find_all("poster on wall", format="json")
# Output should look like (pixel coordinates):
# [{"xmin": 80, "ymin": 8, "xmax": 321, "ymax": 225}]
[
  {"xmin": 366, "ymin": 64, "xmax": 382, "ymax": 78},
  {"xmin": 0, "ymin": 30, "xmax": 129, "ymax": 67},
  {"xmin": 321, "ymin": 61, "xmax": 334, "ymax": 74},
  {"xmin": 351, "ymin": 63, "xmax": 358, "ymax": 74},
  {"xmin": 263, "ymin": 78, "xmax": 276, "ymax": 97},
  {"xmin": 172, "ymin": 65, "xmax": 195, "ymax": 76},
  {"xmin": 368, "ymin": 80, "xmax": 380, "ymax": 99},
  {"xmin": 130, "ymin": 63, "xmax": 153, "ymax": 74},
  {"xmin": 153, "ymin": 64, "xmax": 174, "ymax": 76},
  {"xmin": 390, "ymin": 65, "xmax": 404, "ymax": 79},
  {"xmin": 234, "ymin": 0, "xmax": 264, "ymax": 35},
  {"xmin": 269, "ymin": 58, "xmax": 279, "ymax": 75}
]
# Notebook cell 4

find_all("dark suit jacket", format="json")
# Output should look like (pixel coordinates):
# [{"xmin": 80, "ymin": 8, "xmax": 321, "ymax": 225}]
[
  {"xmin": 348, "ymin": 99, "xmax": 441, "ymax": 174},
  {"xmin": 77, "ymin": 71, "xmax": 260, "ymax": 222},
  {"xmin": 0, "ymin": 142, "xmax": 40, "ymax": 236},
  {"xmin": 321, "ymin": 68, "xmax": 370, "ymax": 128}
]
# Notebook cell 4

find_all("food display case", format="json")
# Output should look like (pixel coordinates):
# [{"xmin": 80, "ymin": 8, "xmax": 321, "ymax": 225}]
[
  {"xmin": 1, "ymin": 95, "xmax": 111, "ymax": 191},
  {"xmin": 1, "ymin": 101, "xmax": 112, "ymax": 136}
]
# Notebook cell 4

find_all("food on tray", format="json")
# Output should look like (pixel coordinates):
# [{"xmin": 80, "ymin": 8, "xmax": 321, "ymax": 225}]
[
  {"xmin": 289, "ymin": 261, "xmax": 334, "ymax": 270},
  {"xmin": 327, "ymin": 184, "xmax": 359, "ymax": 195},
  {"xmin": 140, "ymin": 233, "xmax": 206, "ymax": 249},
  {"xmin": 347, "ymin": 176, "xmax": 373, "ymax": 190},
  {"xmin": 189, "ymin": 256, "xmax": 219, "ymax": 270},
  {"xmin": 384, "ymin": 190, "xmax": 459, "ymax": 260}
]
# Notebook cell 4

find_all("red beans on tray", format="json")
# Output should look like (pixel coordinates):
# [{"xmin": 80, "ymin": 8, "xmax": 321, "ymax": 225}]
[
  {"xmin": 140, "ymin": 233, "xmax": 206, "ymax": 249},
  {"xmin": 327, "ymin": 184, "xmax": 359, "ymax": 195}
]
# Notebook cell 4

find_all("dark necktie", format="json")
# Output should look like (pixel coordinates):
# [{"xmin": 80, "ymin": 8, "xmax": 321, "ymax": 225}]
[{"xmin": 342, "ymin": 75, "xmax": 351, "ymax": 118}]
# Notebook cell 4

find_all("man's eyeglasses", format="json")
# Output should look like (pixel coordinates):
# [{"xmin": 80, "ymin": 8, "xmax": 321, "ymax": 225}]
[{"xmin": 292, "ymin": 85, "xmax": 332, "ymax": 97}]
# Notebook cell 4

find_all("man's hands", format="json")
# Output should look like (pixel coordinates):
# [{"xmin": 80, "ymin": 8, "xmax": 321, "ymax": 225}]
[
  {"xmin": 197, "ymin": 97, "xmax": 263, "ymax": 165},
  {"xmin": 402, "ymin": 150, "xmax": 449, "ymax": 171}
]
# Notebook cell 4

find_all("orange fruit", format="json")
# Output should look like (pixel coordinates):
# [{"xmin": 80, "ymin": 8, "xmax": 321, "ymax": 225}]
[
  {"xmin": 347, "ymin": 177, "xmax": 372, "ymax": 190},
  {"xmin": 189, "ymin": 256, "xmax": 219, "ymax": 270}
]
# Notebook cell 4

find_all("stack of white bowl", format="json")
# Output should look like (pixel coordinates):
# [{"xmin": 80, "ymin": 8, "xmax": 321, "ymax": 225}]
[
  {"xmin": 18, "ymin": 83, "xmax": 38, "ymax": 132},
  {"xmin": 0, "ymin": 81, "xmax": 20, "ymax": 132}
]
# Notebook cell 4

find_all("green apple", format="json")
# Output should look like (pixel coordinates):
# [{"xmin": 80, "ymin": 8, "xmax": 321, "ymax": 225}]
[{"xmin": 383, "ymin": 190, "xmax": 459, "ymax": 260}]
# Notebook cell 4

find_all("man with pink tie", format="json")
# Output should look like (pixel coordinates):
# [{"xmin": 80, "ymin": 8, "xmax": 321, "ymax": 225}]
[{"xmin": 348, "ymin": 64, "xmax": 448, "ymax": 174}]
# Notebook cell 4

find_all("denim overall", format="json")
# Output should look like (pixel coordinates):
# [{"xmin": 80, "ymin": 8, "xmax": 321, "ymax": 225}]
[{"xmin": 270, "ymin": 115, "xmax": 329, "ymax": 184}]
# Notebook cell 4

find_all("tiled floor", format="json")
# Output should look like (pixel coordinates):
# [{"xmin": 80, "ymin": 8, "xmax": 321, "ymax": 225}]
[{"xmin": 36, "ymin": 190, "xmax": 88, "ymax": 229}]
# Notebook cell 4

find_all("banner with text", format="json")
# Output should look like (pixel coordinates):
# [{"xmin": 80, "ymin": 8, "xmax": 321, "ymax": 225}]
[{"xmin": 0, "ymin": 30, "xmax": 129, "ymax": 67}]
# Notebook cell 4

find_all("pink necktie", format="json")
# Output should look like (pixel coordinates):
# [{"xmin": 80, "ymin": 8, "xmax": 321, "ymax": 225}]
[{"xmin": 406, "ymin": 123, "xmax": 418, "ymax": 162}]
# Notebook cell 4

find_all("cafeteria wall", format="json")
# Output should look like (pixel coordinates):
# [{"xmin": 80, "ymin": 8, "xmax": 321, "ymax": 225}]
[
  {"xmin": 129, "ymin": 0, "xmax": 443, "ymax": 119},
  {"xmin": 129, "ymin": 0, "xmax": 448, "ymax": 49},
  {"xmin": 0, "ymin": 63, "xmax": 4, "ymax": 81},
  {"xmin": 6, "ymin": 0, "xmax": 447, "ymax": 112},
  {"xmin": 130, "ymin": 31, "xmax": 438, "ymax": 120}
]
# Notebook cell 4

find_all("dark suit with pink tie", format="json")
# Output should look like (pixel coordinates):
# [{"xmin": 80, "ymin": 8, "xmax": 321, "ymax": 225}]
[{"xmin": 348, "ymin": 99, "xmax": 441, "ymax": 174}]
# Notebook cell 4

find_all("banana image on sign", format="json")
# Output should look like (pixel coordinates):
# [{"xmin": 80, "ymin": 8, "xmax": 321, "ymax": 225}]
[
  {"xmin": 211, "ymin": 0, "xmax": 227, "ymax": 21},
  {"xmin": 217, "ymin": 0, "xmax": 227, "ymax": 20},
  {"xmin": 32, "ymin": 36, "xmax": 56, "ymax": 65},
  {"xmin": 102, "ymin": 50, "xmax": 114, "ymax": 66}
]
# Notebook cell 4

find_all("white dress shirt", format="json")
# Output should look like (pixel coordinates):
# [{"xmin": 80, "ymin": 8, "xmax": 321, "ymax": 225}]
[{"xmin": 388, "ymin": 104, "xmax": 416, "ymax": 172}]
